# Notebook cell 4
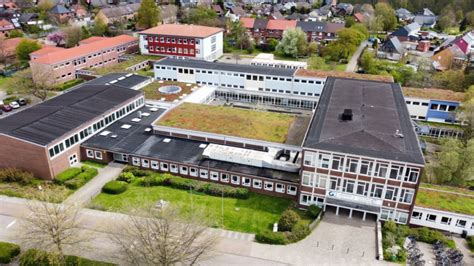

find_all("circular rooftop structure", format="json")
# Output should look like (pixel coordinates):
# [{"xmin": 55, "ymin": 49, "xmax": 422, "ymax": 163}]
[{"xmin": 159, "ymin": 85, "xmax": 181, "ymax": 95}]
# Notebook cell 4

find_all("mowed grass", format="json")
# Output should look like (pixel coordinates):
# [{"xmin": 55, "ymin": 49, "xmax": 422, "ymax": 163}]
[
  {"xmin": 156, "ymin": 103, "xmax": 296, "ymax": 143},
  {"xmin": 141, "ymin": 81, "xmax": 194, "ymax": 102},
  {"xmin": 91, "ymin": 185, "xmax": 292, "ymax": 234},
  {"xmin": 415, "ymin": 188, "xmax": 474, "ymax": 216}
]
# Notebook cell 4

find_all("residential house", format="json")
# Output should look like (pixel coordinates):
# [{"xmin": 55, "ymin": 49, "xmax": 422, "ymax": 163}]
[
  {"xmin": 0, "ymin": 18, "xmax": 13, "ymax": 37},
  {"xmin": 414, "ymin": 9, "xmax": 437, "ymax": 28},
  {"xmin": 297, "ymin": 21, "xmax": 327, "ymax": 42},
  {"xmin": 390, "ymin": 22, "xmax": 420, "ymax": 42},
  {"xmin": 353, "ymin": 12, "xmax": 364, "ymax": 23},
  {"xmin": 95, "ymin": 3, "xmax": 140, "ymax": 24},
  {"xmin": 308, "ymin": 5, "xmax": 332, "ymax": 21},
  {"xmin": 266, "ymin": 19, "xmax": 297, "ymax": 40},
  {"xmin": 160, "ymin": 4, "xmax": 178, "ymax": 24},
  {"xmin": 50, "ymin": 5, "xmax": 74, "ymax": 24},
  {"xmin": 269, "ymin": 10, "xmax": 284, "ymax": 20},
  {"xmin": 395, "ymin": 8, "xmax": 414, "ymax": 22},
  {"xmin": 333, "ymin": 3, "xmax": 353, "ymax": 16},
  {"xmin": 286, "ymin": 13, "xmax": 307, "ymax": 21},
  {"xmin": 431, "ymin": 31, "xmax": 474, "ymax": 71},
  {"xmin": 212, "ymin": 4, "xmax": 224, "ymax": 16},
  {"xmin": 0, "ymin": 37, "xmax": 23, "ymax": 64},
  {"xmin": 226, "ymin": 6, "xmax": 246, "ymax": 22},
  {"xmin": 378, "ymin": 37, "xmax": 405, "ymax": 61}
]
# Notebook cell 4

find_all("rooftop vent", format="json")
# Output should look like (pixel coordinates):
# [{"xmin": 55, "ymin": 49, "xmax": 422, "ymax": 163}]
[
  {"xmin": 144, "ymin": 128, "xmax": 152, "ymax": 133},
  {"xmin": 199, "ymin": 144, "xmax": 207, "ymax": 149},
  {"xmin": 341, "ymin": 109, "xmax": 353, "ymax": 121},
  {"xmin": 111, "ymin": 134, "xmax": 118, "ymax": 139},
  {"xmin": 99, "ymin": 130, "xmax": 111, "ymax": 136},
  {"xmin": 121, "ymin": 124, "xmax": 132, "ymax": 130},
  {"xmin": 149, "ymin": 107, "xmax": 158, "ymax": 112},
  {"xmin": 163, "ymin": 138, "xmax": 171, "ymax": 143},
  {"xmin": 131, "ymin": 118, "xmax": 141, "ymax": 122}
]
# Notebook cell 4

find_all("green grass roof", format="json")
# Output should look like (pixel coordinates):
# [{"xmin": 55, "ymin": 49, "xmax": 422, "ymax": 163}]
[
  {"xmin": 156, "ymin": 103, "xmax": 296, "ymax": 143},
  {"xmin": 415, "ymin": 187, "xmax": 474, "ymax": 216}
]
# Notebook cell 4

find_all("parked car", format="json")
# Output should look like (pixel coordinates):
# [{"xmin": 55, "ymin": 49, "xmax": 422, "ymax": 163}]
[
  {"xmin": 2, "ymin": 104, "xmax": 12, "ymax": 112},
  {"xmin": 9, "ymin": 101, "xmax": 20, "ymax": 109},
  {"xmin": 18, "ymin": 98, "xmax": 27, "ymax": 106}
]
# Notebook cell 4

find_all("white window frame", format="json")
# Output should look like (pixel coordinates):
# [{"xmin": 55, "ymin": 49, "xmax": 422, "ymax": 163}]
[
  {"xmin": 199, "ymin": 169, "xmax": 208, "ymax": 179},
  {"xmin": 456, "ymin": 219, "xmax": 467, "ymax": 228},
  {"xmin": 412, "ymin": 211, "xmax": 422, "ymax": 220},
  {"xmin": 264, "ymin": 181, "xmax": 274, "ymax": 191},
  {"xmin": 220, "ymin": 173, "xmax": 229, "ymax": 183},
  {"xmin": 151, "ymin": 160, "xmax": 159, "ymax": 170},
  {"xmin": 253, "ymin": 179, "xmax": 262, "ymax": 189},
  {"xmin": 160, "ymin": 162, "xmax": 168, "ymax": 171},
  {"xmin": 189, "ymin": 167, "xmax": 198, "ymax": 177},
  {"xmin": 441, "ymin": 216, "xmax": 451, "ymax": 225},
  {"xmin": 141, "ymin": 159, "xmax": 150, "ymax": 168},
  {"xmin": 170, "ymin": 164, "xmax": 178, "ymax": 173},
  {"xmin": 86, "ymin": 149, "xmax": 94, "ymax": 158},
  {"xmin": 242, "ymin": 177, "xmax": 251, "ymax": 187},
  {"xmin": 95, "ymin": 151, "xmax": 103, "ymax": 160},
  {"xmin": 287, "ymin": 185, "xmax": 297, "ymax": 195},
  {"xmin": 231, "ymin": 175, "xmax": 240, "ymax": 185},
  {"xmin": 132, "ymin": 157, "xmax": 140, "ymax": 166},
  {"xmin": 210, "ymin": 171, "xmax": 219, "ymax": 181},
  {"xmin": 179, "ymin": 165, "xmax": 188, "ymax": 175},
  {"xmin": 275, "ymin": 183, "xmax": 285, "ymax": 193}
]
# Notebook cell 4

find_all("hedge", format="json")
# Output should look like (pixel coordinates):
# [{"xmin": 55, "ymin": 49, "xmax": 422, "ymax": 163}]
[
  {"xmin": 306, "ymin": 205, "xmax": 322, "ymax": 219},
  {"xmin": 255, "ymin": 231, "xmax": 288, "ymax": 245},
  {"xmin": 0, "ymin": 168, "xmax": 34, "ymax": 185},
  {"xmin": 138, "ymin": 173, "xmax": 249, "ymax": 199},
  {"xmin": 0, "ymin": 242, "xmax": 20, "ymax": 263},
  {"xmin": 102, "ymin": 180, "xmax": 128, "ymax": 194},
  {"xmin": 467, "ymin": 236, "xmax": 474, "ymax": 252},
  {"xmin": 19, "ymin": 249, "xmax": 114, "ymax": 266},
  {"xmin": 55, "ymin": 168, "xmax": 82, "ymax": 184}
]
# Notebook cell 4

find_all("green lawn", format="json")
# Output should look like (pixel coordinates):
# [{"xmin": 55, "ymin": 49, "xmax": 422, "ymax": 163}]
[
  {"xmin": 91, "ymin": 184, "xmax": 293, "ymax": 234},
  {"xmin": 417, "ymin": 121, "xmax": 463, "ymax": 130},
  {"xmin": 82, "ymin": 160, "xmax": 107, "ymax": 168},
  {"xmin": 415, "ymin": 187, "xmax": 474, "ymax": 216},
  {"xmin": 156, "ymin": 103, "xmax": 296, "ymax": 143},
  {"xmin": 141, "ymin": 81, "xmax": 195, "ymax": 101},
  {"xmin": 0, "ymin": 181, "xmax": 73, "ymax": 203},
  {"xmin": 420, "ymin": 183, "xmax": 474, "ymax": 196},
  {"xmin": 91, "ymin": 55, "xmax": 160, "ymax": 76}
]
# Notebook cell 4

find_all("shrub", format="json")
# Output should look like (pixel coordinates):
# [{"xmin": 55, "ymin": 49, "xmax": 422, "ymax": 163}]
[
  {"xmin": 55, "ymin": 167, "xmax": 81, "ymax": 184},
  {"xmin": 64, "ymin": 178, "xmax": 87, "ymax": 190},
  {"xmin": 467, "ymin": 236, "xmax": 474, "ymax": 252},
  {"xmin": 255, "ymin": 231, "xmax": 288, "ymax": 245},
  {"xmin": 102, "ymin": 180, "xmax": 128, "ymax": 194},
  {"xmin": 278, "ymin": 209, "xmax": 300, "ymax": 232},
  {"xmin": 0, "ymin": 242, "xmax": 20, "ymax": 264},
  {"xmin": 287, "ymin": 221, "xmax": 311, "ymax": 243},
  {"xmin": 65, "ymin": 255, "xmax": 114, "ymax": 265},
  {"xmin": 306, "ymin": 205, "xmax": 322, "ymax": 219},
  {"xmin": 123, "ymin": 166, "xmax": 150, "ymax": 177},
  {"xmin": 383, "ymin": 220, "xmax": 398, "ymax": 234},
  {"xmin": 59, "ymin": 166, "xmax": 97, "ymax": 189},
  {"xmin": 19, "ymin": 249, "xmax": 61, "ymax": 266},
  {"xmin": 76, "ymin": 167, "xmax": 98, "ymax": 182},
  {"xmin": 140, "ymin": 175, "xmax": 169, "ymax": 187},
  {"xmin": 117, "ymin": 172, "xmax": 136, "ymax": 183},
  {"xmin": 0, "ymin": 168, "xmax": 34, "ymax": 185}
]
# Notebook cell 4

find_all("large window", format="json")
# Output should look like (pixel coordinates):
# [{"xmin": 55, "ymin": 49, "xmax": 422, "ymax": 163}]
[
  {"xmin": 331, "ymin": 155, "xmax": 344, "ymax": 171},
  {"xmin": 404, "ymin": 167, "xmax": 419, "ymax": 183},
  {"xmin": 302, "ymin": 172, "xmax": 315, "ymax": 187},
  {"xmin": 426, "ymin": 214, "xmax": 437, "ymax": 222},
  {"xmin": 342, "ymin": 180, "xmax": 355, "ymax": 193},
  {"xmin": 375, "ymin": 163, "xmax": 388, "ymax": 178},
  {"xmin": 384, "ymin": 186, "xmax": 399, "ymax": 201},
  {"xmin": 389, "ymin": 165, "xmax": 404, "ymax": 180},
  {"xmin": 441, "ymin": 216, "xmax": 451, "ymax": 225},
  {"xmin": 345, "ymin": 158, "xmax": 359, "ymax": 173},
  {"xmin": 370, "ymin": 184, "xmax": 384, "ymax": 198},
  {"xmin": 399, "ymin": 189, "xmax": 414, "ymax": 204},
  {"xmin": 356, "ymin": 181, "xmax": 369, "ymax": 196},
  {"xmin": 303, "ymin": 151, "xmax": 316, "ymax": 167},
  {"xmin": 412, "ymin": 211, "xmax": 422, "ymax": 220},
  {"xmin": 317, "ymin": 154, "xmax": 330, "ymax": 169},
  {"xmin": 360, "ymin": 160, "xmax": 373, "ymax": 176}
]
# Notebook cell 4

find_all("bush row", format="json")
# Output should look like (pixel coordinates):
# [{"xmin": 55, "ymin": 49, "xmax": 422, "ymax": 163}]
[
  {"xmin": 0, "ymin": 168, "xmax": 34, "ymax": 185},
  {"xmin": 0, "ymin": 241, "xmax": 20, "ymax": 264},
  {"xmin": 103, "ymin": 180, "xmax": 128, "ymax": 194},
  {"xmin": 19, "ymin": 249, "xmax": 113, "ymax": 266},
  {"xmin": 55, "ymin": 166, "xmax": 98, "ymax": 189},
  {"xmin": 467, "ymin": 236, "xmax": 474, "ymax": 252},
  {"xmin": 255, "ymin": 209, "xmax": 312, "ymax": 245},
  {"xmin": 139, "ymin": 173, "xmax": 249, "ymax": 199}
]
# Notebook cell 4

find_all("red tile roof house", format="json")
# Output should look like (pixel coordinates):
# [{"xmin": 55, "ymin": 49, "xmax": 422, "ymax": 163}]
[
  {"xmin": 265, "ymin": 19, "xmax": 297, "ymax": 40},
  {"xmin": 0, "ymin": 19, "xmax": 14, "ymax": 37},
  {"xmin": 139, "ymin": 24, "xmax": 224, "ymax": 62},
  {"xmin": 29, "ymin": 35, "xmax": 138, "ymax": 85}
]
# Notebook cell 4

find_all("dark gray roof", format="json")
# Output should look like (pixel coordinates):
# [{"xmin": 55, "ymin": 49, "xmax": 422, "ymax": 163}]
[
  {"xmin": 85, "ymin": 73, "xmax": 151, "ymax": 89},
  {"xmin": 253, "ymin": 18, "xmax": 268, "ymax": 29},
  {"xmin": 0, "ymin": 85, "xmax": 141, "ymax": 146},
  {"xmin": 297, "ymin": 21, "xmax": 326, "ymax": 33},
  {"xmin": 50, "ymin": 5, "xmax": 71, "ymax": 14},
  {"xmin": 82, "ymin": 106, "xmax": 300, "ymax": 182},
  {"xmin": 414, "ymin": 15, "xmax": 436, "ymax": 27},
  {"xmin": 303, "ymin": 78, "xmax": 424, "ymax": 165},
  {"xmin": 155, "ymin": 58, "xmax": 296, "ymax": 77},
  {"xmin": 382, "ymin": 37, "xmax": 404, "ymax": 54}
]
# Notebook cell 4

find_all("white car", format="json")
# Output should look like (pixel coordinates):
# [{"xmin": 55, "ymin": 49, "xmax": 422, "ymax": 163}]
[{"xmin": 9, "ymin": 101, "xmax": 20, "ymax": 109}]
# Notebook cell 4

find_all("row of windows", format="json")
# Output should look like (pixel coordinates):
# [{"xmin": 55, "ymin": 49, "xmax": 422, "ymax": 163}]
[
  {"xmin": 48, "ymin": 97, "xmax": 144, "ymax": 158},
  {"xmin": 86, "ymin": 149, "xmax": 103, "ymax": 160},
  {"xmin": 430, "ymin": 103, "xmax": 457, "ymax": 112},
  {"xmin": 131, "ymin": 157, "xmax": 298, "ymax": 195},
  {"xmin": 150, "ymin": 46, "xmax": 196, "ymax": 55},
  {"xmin": 251, "ymin": 62, "xmax": 303, "ymax": 69},
  {"xmin": 302, "ymin": 172, "xmax": 415, "ymax": 203},
  {"xmin": 56, "ymin": 72, "xmax": 73, "ymax": 81},
  {"xmin": 213, "ymin": 91, "xmax": 316, "ymax": 110},
  {"xmin": 380, "ymin": 209, "xmax": 409, "ymax": 224},
  {"xmin": 147, "ymin": 36, "xmax": 197, "ymax": 45},
  {"xmin": 304, "ymin": 151, "xmax": 420, "ymax": 183},
  {"xmin": 258, "ymin": 88, "xmax": 320, "ymax": 97},
  {"xmin": 412, "ymin": 211, "xmax": 473, "ymax": 229},
  {"xmin": 53, "ymin": 48, "xmax": 119, "ymax": 69},
  {"xmin": 406, "ymin": 100, "xmax": 429, "ymax": 106}
]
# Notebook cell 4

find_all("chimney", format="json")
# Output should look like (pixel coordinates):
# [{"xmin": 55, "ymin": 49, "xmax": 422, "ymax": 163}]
[{"xmin": 341, "ymin": 109, "xmax": 353, "ymax": 121}]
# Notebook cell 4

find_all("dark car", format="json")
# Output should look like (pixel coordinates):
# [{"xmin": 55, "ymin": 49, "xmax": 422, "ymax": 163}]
[
  {"xmin": 18, "ymin": 98, "xmax": 27, "ymax": 106},
  {"xmin": 2, "ymin": 104, "xmax": 12, "ymax": 112}
]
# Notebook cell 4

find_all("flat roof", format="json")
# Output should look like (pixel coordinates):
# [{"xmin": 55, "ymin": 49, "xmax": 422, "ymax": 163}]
[
  {"xmin": 155, "ymin": 103, "xmax": 299, "ymax": 144},
  {"xmin": 294, "ymin": 68, "xmax": 394, "ymax": 82},
  {"xmin": 303, "ymin": 78, "xmax": 424, "ymax": 165},
  {"xmin": 402, "ymin": 87, "xmax": 465, "ymax": 102},
  {"xmin": 416, "ymin": 186, "xmax": 474, "ymax": 216},
  {"xmin": 85, "ymin": 73, "xmax": 151, "ymax": 89},
  {"xmin": 155, "ymin": 57, "xmax": 296, "ymax": 77},
  {"xmin": 0, "ymin": 85, "xmax": 141, "ymax": 146},
  {"xmin": 82, "ymin": 106, "xmax": 300, "ymax": 183}
]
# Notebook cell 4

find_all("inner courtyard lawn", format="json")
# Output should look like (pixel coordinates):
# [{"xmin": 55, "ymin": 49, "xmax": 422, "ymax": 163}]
[
  {"xmin": 156, "ymin": 103, "xmax": 296, "ymax": 143},
  {"xmin": 91, "ymin": 184, "xmax": 293, "ymax": 234}
]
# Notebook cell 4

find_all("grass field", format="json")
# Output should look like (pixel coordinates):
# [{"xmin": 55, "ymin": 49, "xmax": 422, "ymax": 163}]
[
  {"xmin": 0, "ymin": 182, "xmax": 72, "ymax": 203},
  {"xmin": 91, "ymin": 184, "xmax": 293, "ymax": 234},
  {"xmin": 92, "ymin": 55, "xmax": 160, "ymax": 75},
  {"xmin": 415, "ymin": 187, "xmax": 474, "ymax": 216},
  {"xmin": 141, "ymin": 81, "xmax": 195, "ymax": 101},
  {"xmin": 156, "ymin": 103, "xmax": 296, "ymax": 143}
]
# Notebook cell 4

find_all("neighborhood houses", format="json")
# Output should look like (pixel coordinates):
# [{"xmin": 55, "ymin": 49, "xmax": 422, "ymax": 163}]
[{"xmin": 0, "ymin": 0, "xmax": 473, "ymax": 265}]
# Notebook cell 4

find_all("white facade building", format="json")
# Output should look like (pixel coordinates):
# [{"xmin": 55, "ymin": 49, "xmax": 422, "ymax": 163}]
[{"xmin": 411, "ymin": 207, "xmax": 474, "ymax": 235}]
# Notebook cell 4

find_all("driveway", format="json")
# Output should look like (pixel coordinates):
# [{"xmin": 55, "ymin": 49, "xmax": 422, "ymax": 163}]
[{"xmin": 346, "ymin": 41, "xmax": 369, "ymax": 72}]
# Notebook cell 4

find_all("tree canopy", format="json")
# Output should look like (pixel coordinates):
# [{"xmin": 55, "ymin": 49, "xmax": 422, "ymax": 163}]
[
  {"xmin": 16, "ymin": 39, "xmax": 41, "ymax": 62},
  {"xmin": 374, "ymin": 2, "xmax": 397, "ymax": 31},
  {"xmin": 137, "ymin": 0, "xmax": 161, "ymax": 29},
  {"xmin": 276, "ymin": 28, "xmax": 308, "ymax": 58}
]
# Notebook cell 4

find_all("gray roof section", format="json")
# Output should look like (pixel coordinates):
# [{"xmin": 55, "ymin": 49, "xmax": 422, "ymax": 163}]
[
  {"xmin": 303, "ymin": 78, "xmax": 424, "ymax": 165},
  {"xmin": 50, "ymin": 5, "xmax": 71, "ymax": 14},
  {"xmin": 253, "ymin": 18, "xmax": 268, "ymax": 29},
  {"xmin": 156, "ymin": 58, "xmax": 296, "ymax": 77},
  {"xmin": 85, "ymin": 73, "xmax": 151, "ymax": 89},
  {"xmin": 0, "ymin": 85, "xmax": 141, "ymax": 146},
  {"xmin": 297, "ymin": 21, "xmax": 326, "ymax": 32}
]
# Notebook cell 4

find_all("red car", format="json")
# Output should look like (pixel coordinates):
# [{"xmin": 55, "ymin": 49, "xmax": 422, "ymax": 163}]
[{"xmin": 2, "ymin": 104, "xmax": 13, "ymax": 112}]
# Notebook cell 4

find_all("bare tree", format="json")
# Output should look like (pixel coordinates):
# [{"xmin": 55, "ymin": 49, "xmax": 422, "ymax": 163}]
[
  {"xmin": 111, "ymin": 206, "xmax": 218, "ymax": 265},
  {"xmin": 18, "ymin": 198, "xmax": 88, "ymax": 259}
]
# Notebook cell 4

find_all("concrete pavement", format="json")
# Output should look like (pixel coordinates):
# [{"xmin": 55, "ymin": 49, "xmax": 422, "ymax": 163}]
[
  {"xmin": 0, "ymin": 195, "xmax": 390, "ymax": 265},
  {"xmin": 346, "ymin": 41, "xmax": 369, "ymax": 72},
  {"xmin": 63, "ymin": 162, "xmax": 125, "ymax": 207}
]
